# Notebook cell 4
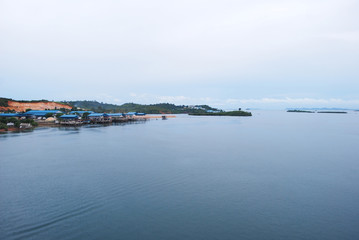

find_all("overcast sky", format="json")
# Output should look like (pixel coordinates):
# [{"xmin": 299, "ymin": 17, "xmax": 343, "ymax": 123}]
[{"xmin": 1, "ymin": 0, "xmax": 358, "ymax": 109}]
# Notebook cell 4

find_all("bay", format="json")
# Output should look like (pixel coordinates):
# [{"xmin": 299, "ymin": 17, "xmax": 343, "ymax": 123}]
[{"xmin": 1, "ymin": 111, "xmax": 359, "ymax": 240}]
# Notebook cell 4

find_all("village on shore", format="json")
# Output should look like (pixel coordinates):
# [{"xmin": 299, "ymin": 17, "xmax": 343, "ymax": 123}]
[
  {"xmin": 0, "ymin": 98, "xmax": 252, "ymax": 132},
  {"xmin": 0, "ymin": 109, "xmax": 168, "ymax": 131}
]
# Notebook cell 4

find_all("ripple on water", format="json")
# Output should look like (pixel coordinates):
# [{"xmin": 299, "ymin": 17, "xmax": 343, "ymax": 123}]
[{"xmin": 10, "ymin": 203, "xmax": 100, "ymax": 240}]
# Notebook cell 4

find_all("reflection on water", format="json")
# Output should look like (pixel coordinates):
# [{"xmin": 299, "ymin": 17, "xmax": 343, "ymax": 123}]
[
  {"xmin": 1, "ymin": 112, "xmax": 359, "ymax": 240},
  {"xmin": 0, "ymin": 128, "xmax": 34, "ymax": 137},
  {"xmin": 0, "ymin": 120, "xmax": 148, "ymax": 138}
]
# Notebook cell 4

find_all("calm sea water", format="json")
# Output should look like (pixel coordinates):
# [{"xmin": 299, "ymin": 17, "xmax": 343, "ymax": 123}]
[{"xmin": 1, "ymin": 111, "xmax": 359, "ymax": 240}]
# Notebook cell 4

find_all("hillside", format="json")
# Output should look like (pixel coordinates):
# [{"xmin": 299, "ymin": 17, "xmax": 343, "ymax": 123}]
[
  {"xmin": 0, "ymin": 98, "xmax": 72, "ymax": 112},
  {"xmin": 62, "ymin": 100, "xmax": 220, "ymax": 114},
  {"xmin": 1, "ymin": 98, "xmax": 222, "ymax": 114}
]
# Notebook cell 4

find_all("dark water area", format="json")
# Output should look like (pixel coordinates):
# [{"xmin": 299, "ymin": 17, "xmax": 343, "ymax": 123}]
[{"xmin": 1, "ymin": 111, "xmax": 359, "ymax": 240}]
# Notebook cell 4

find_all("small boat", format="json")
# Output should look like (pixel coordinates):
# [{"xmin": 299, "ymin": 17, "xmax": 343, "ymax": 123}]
[{"xmin": 162, "ymin": 115, "xmax": 167, "ymax": 120}]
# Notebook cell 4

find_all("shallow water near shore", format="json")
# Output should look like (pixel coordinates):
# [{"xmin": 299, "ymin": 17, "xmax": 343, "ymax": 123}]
[{"xmin": 1, "ymin": 111, "xmax": 359, "ymax": 240}]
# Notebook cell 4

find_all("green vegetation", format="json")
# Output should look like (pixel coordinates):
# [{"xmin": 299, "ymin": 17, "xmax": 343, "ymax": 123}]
[
  {"xmin": 0, "ymin": 122, "xmax": 8, "ymax": 130},
  {"xmin": 0, "ymin": 98, "xmax": 10, "ymax": 107},
  {"xmin": 59, "ymin": 108, "xmax": 69, "ymax": 113},
  {"xmin": 3, "ymin": 109, "xmax": 16, "ymax": 113},
  {"xmin": 17, "ymin": 99, "xmax": 49, "ymax": 103},
  {"xmin": 2, "ymin": 98, "xmax": 249, "ymax": 116},
  {"xmin": 189, "ymin": 111, "xmax": 252, "ymax": 116},
  {"xmin": 22, "ymin": 119, "xmax": 38, "ymax": 126},
  {"xmin": 0, "ymin": 117, "xmax": 38, "ymax": 130},
  {"xmin": 0, "ymin": 97, "xmax": 52, "ymax": 105},
  {"xmin": 56, "ymin": 113, "xmax": 64, "ymax": 118},
  {"xmin": 82, "ymin": 112, "xmax": 90, "ymax": 119},
  {"xmin": 287, "ymin": 110, "xmax": 314, "ymax": 113},
  {"xmin": 61, "ymin": 101, "xmax": 220, "ymax": 114}
]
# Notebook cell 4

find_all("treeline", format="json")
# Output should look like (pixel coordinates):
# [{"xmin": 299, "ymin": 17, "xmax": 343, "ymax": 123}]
[
  {"xmin": 0, "ymin": 117, "xmax": 38, "ymax": 130},
  {"xmin": 61, "ymin": 101, "xmax": 220, "ymax": 114},
  {"xmin": 0, "ymin": 98, "xmax": 10, "ymax": 107}
]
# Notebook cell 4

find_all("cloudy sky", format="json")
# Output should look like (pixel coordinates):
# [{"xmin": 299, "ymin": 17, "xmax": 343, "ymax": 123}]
[{"xmin": 1, "ymin": 0, "xmax": 358, "ymax": 109}]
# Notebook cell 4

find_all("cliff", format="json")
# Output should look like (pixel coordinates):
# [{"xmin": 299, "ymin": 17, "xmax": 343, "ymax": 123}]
[{"xmin": 0, "ymin": 98, "xmax": 72, "ymax": 112}]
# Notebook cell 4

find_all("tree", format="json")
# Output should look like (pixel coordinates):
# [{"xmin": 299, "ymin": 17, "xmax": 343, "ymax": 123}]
[
  {"xmin": 45, "ymin": 113, "xmax": 54, "ymax": 118},
  {"xmin": 56, "ymin": 113, "xmax": 64, "ymax": 118},
  {"xmin": 82, "ymin": 112, "xmax": 90, "ymax": 119},
  {"xmin": 0, "ymin": 123, "xmax": 8, "ymax": 130},
  {"xmin": 14, "ymin": 121, "xmax": 21, "ymax": 128},
  {"xmin": 26, "ymin": 108, "xmax": 32, "ymax": 112}
]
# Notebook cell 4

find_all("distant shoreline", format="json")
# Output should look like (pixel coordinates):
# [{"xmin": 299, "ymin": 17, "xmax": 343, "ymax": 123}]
[{"xmin": 189, "ymin": 111, "xmax": 252, "ymax": 116}]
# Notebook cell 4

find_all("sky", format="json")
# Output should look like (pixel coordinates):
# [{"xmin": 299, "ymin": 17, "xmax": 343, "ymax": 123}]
[{"xmin": 1, "ymin": 0, "xmax": 358, "ymax": 109}]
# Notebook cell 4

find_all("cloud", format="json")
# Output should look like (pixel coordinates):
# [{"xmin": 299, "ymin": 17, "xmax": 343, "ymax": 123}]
[{"xmin": 1, "ymin": 0, "xmax": 358, "ymax": 104}]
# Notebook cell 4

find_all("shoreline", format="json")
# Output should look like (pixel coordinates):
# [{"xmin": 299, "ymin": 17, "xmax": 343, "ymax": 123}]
[{"xmin": 0, "ymin": 115, "xmax": 177, "ymax": 133}]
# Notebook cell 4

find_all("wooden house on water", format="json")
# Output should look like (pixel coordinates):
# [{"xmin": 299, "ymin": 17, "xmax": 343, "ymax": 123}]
[
  {"xmin": 88, "ymin": 113, "xmax": 112, "ymax": 123},
  {"xmin": 59, "ymin": 115, "xmax": 82, "ymax": 125},
  {"xmin": 107, "ymin": 113, "xmax": 126, "ymax": 122}
]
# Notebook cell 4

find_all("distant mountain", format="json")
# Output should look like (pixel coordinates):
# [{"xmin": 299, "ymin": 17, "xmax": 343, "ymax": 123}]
[{"xmin": 61, "ymin": 100, "xmax": 220, "ymax": 114}]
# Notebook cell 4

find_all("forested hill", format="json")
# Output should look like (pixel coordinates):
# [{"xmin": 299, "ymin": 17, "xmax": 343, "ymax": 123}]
[{"xmin": 61, "ymin": 100, "xmax": 220, "ymax": 114}]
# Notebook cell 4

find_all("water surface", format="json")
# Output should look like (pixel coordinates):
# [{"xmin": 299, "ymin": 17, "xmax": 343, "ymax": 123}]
[{"xmin": 1, "ymin": 111, "xmax": 359, "ymax": 240}]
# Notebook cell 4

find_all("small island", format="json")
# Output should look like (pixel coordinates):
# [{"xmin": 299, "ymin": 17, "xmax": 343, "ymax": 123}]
[
  {"xmin": 317, "ymin": 111, "xmax": 347, "ymax": 114},
  {"xmin": 287, "ymin": 110, "xmax": 315, "ymax": 113},
  {"xmin": 189, "ymin": 110, "xmax": 252, "ymax": 116}
]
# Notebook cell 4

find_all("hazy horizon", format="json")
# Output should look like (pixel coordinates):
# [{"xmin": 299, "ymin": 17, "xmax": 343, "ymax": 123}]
[{"xmin": 1, "ymin": 0, "xmax": 358, "ymax": 109}]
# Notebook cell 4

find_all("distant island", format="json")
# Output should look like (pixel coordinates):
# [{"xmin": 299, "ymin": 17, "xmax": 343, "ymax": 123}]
[
  {"xmin": 317, "ymin": 111, "xmax": 347, "ymax": 114},
  {"xmin": 287, "ymin": 109, "xmax": 349, "ymax": 114},
  {"xmin": 287, "ymin": 110, "xmax": 315, "ymax": 113},
  {"xmin": 286, "ymin": 107, "xmax": 356, "ymax": 111},
  {"xmin": 189, "ymin": 110, "xmax": 252, "ymax": 116}
]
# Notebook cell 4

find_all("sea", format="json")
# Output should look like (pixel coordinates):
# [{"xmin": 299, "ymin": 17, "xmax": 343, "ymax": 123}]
[{"xmin": 1, "ymin": 111, "xmax": 359, "ymax": 240}]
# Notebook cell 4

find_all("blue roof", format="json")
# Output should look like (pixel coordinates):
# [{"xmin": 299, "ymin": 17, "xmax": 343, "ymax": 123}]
[
  {"xmin": 135, "ymin": 113, "xmax": 146, "ymax": 115},
  {"xmin": 0, "ymin": 113, "xmax": 20, "ymax": 117},
  {"xmin": 126, "ymin": 112, "xmax": 136, "ymax": 115},
  {"xmin": 60, "ymin": 115, "xmax": 79, "ymax": 119},
  {"xmin": 88, "ymin": 113, "xmax": 109, "ymax": 117},
  {"xmin": 70, "ymin": 111, "xmax": 94, "ymax": 114},
  {"xmin": 107, "ymin": 113, "xmax": 124, "ymax": 117},
  {"xmin": 26, "ymin": 110, "xmax": 61, "ymax": 114},
  {"xmin": 24, "ymin": 110, "xmax": 62, "ymax": 116}
]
